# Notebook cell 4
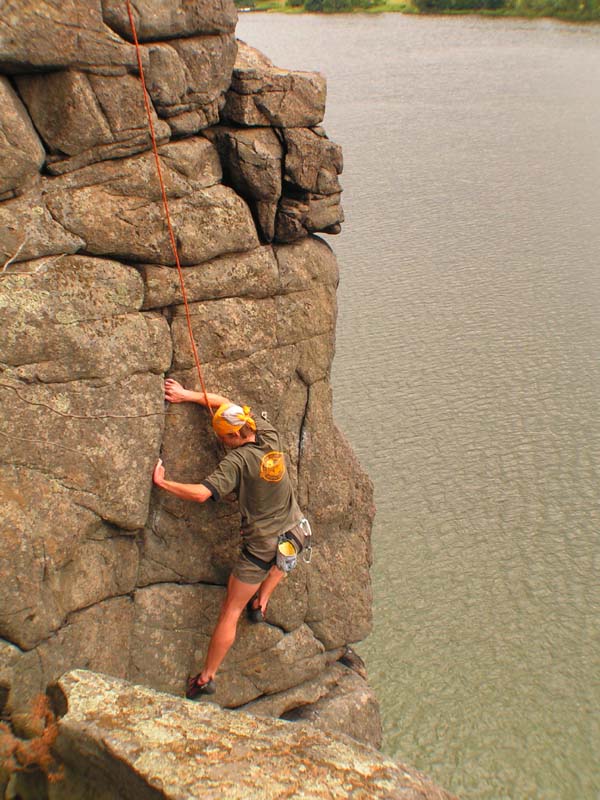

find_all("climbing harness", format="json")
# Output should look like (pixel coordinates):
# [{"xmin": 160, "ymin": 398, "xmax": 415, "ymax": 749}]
[
  {"xmin": 241, "ymin": 518, "xmax": 313, "ymax": 574},
  {"xmin": 241, "ymin": 546, "xmax": 275, "ymax": 573},
  {"xmin": 125, "ymin": 0, "xmax": 212, "ymax": 416}
]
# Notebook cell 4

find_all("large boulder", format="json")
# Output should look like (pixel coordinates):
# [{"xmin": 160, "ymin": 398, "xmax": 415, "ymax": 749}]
[
  {"xmin": 43, "ymin": 183, "xmax": 257, "ymax": 264},
  {"xmin": 140, "ymin": 245, "xmax": 280, "ymax": 309},
  {"xmin": 276, "ymin": 190, "xmax": 344, "ymax": 242},
  {"xmin": 0, "ymin": 372, "xmax": 166, "ymax": 531},
  {"xmin": 0, "ymin": 254, "xmax": 165, "ymax": 381},
  {"xmin": 206, "ymin": 122, "xmax": 344, "ymax": 242},
  {"xmin": 280, "ymin": 664, "xmax": 383, "ymax": 749},
  {"xmin": 11, "ymin": 670, "xmax": 457, "ymax": 800}
]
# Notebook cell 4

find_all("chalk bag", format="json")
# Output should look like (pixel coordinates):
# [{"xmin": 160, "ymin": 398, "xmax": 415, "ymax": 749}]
[
  {"xmin": 276, "ymin": 535, "xmax": 298, "ymax": 573},
  {"xmin": 276, "ymin": 518, "xmax": 313, "ymax": 572}
]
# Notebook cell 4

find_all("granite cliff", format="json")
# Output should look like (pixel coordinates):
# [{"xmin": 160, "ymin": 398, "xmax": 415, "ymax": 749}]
[{"xmin": 0, "ymin": 2, "xmax": 455, "ymax": 797}]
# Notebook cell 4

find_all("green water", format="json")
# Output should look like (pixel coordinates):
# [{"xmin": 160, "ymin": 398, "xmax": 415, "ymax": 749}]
[{"xmin": 238, "ymin": 14, "xmax": 600, "ymax": 798}]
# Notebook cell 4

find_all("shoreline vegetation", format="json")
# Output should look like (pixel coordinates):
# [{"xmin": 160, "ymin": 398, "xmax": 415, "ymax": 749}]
[{"xmin": 235, "ymin": 0, "xmax": 599, "ymax": 22}]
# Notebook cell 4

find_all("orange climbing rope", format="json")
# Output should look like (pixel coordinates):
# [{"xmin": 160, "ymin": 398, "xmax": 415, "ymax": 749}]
[{"xmin": 125, "ymin": 0, "xmax": 213, "ymax": 415}]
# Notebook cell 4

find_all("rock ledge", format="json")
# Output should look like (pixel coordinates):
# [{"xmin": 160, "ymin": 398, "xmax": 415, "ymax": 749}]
[{"xmin": 30, "ymin": 670, "xmax": 458, "ymax": 800}]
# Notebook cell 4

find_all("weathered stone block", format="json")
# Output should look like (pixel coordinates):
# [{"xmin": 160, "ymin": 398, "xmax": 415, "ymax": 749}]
[
  {"xmin": 0, "ymin": 189, "xmax": 84, "ymax": 267},
  {"xmin": 130, "ymin": 584, "xmax": 324, "ymax": 707},
  {"xmin": 281, "ymin": 664, "xmax": 383, "ymax": 749},
  {"xmin": 276, "ymin": 191, "xmax": 344, "ymax": 242},
  {"xmin": 137, "ymin": 512, "xmax": 237, "ymax": 588},
  {"xmin": 46, "ymin": 136, "xmax": 222, "ymax": 196},
  {"xmin": 298, "ymin": 380, "xmax": 375, "ymax": 649},
  {"xmin": 6, "ymin": 600, "xmax": 134, "ymax": 730},
  {"xmin": 45, "ymin": 182, "xmax": 257, "ymax": 265},
  {"xmin": 0, "ymin": 466, "xmax": 138, "ymax": 651},
  {"xmin": 283, "ymin": 126, "xmax": 343, "ymax": 195},
  {"xmin": 0, "ymin": 255, "xmax": 170, "ymax": 383},
  {"xmin": 164, "ymin": 110, "xmax": 209, "ymax": 137},
  {"xmin": 102, "ymin": 0, "xmax": 237, "ymax": 41},
  {"xmin": 296, "ymin": 332, "xmax": 336, "ymax": 385},
  {"xmin": 145, "ymin": 35, "xmax": 236, "ymax": 125},
  {"xmin": 129, "ymin": 584, "xmax": 222, "ymax": 696},
  {"xmin": 242, "ymin": 660, "xmax": 381, "ymax": 749},
  {"xmin": 212, "ymin": 623, "xmax": 327, "ymax": 707},
  {"xmin": 16, "ymin": 70, "xmax": 170, "ymax": 174},
  {"xmin": 241, "ymin": 657, "xmax": 345, "ymax": 717},
  {"xmin": 274, "ymin": 235, "xmax": 339, "ymax": 292},
  {"xmin": 0, "ymin": 77, "xmax": 45, "ymax": 200},
  {"xmin": 206, "ymin": 125, "xmax": 283, "ymax": 241},
  {"xmin": 275, "ymin": 286, "xmax": 337, "ymax": 346},
  {"xmin": 0, "ymin": 372, "xmax": 165, "ymax": 531},
  {"xmin": 140, "ymin": 246, "xmax": 279, "ymax": 309},
  {"xmin": 0, "ymin": 0, "xmax": 141, "ymax": 75},
  {"xmin": 223, "ymin": 42, "xmax": 326, "ymax": 129},
  {"xmin": 171, "ymin": 296, "xmax": 278, "ymax": 368}
]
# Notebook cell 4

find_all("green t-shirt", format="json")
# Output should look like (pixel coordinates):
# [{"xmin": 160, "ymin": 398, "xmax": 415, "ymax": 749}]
[{"xmin": 201, "ymin": 415, "xmax": 302, "ymax": 538}]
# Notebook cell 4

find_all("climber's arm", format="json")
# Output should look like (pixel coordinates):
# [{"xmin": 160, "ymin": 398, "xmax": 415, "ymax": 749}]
[
  {"xmin": 164, "ymin": 378, "xmax": 230, "ymax": 409},
  {"xmin": 152, "ymin": 459, "xmax": 212, "ymax": 503}
]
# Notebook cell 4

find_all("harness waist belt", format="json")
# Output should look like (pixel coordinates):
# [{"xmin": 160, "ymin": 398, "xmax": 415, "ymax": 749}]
[{"xmin": 241, "ymin": 545, "xmax": 275, "ymax": 572}]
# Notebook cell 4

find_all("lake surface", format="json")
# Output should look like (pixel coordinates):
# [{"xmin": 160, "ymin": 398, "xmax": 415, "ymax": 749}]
[{"xmin": 237, "ymin": 13, "xmax": 600, "ymax": 799}]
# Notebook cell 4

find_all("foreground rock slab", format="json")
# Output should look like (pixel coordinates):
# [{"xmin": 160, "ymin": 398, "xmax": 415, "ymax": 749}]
[{"xmin": 42, "ymin": 670, "xmax": 458, "ymax": 800}]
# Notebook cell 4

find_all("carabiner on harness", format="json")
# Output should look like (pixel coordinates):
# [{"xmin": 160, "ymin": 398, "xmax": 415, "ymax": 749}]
[{"xmin": 299, "ymin": 517, "xmax": 313, "ymax": 564}]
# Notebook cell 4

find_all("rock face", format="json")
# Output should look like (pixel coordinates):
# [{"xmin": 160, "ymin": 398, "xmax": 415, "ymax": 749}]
[
  {"xmin": 0, "ymin": 4, "xmax": 462, "ymax": 797},
  {"xmin": 0, "ymin": 0, "xmax": 384, "ymax": 782},
  {"xmin": 8, "ymin": 670, "xmax": 456, "ymax": 800}
]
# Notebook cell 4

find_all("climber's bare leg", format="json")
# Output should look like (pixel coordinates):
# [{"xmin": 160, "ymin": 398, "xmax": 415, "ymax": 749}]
[{"xmin": 196, "ymin": 574, "xmax": 259, "ymax": 684}]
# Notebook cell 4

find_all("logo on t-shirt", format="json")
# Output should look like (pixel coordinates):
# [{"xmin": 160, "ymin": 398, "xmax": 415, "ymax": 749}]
[{"xmin": 260, "ymin": 451, "xmax": 286, "ymax": 482}]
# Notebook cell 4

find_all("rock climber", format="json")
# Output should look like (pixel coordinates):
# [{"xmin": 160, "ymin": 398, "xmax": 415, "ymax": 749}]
[{"xmin": 152, "ymin": 378, "xmax": 311, "ymax": 699}]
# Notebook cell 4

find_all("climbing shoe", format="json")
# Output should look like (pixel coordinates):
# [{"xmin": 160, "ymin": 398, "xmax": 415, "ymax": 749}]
[
  {"xmin": 186, "ymin": 674, "xmax": 216, "ymax": 700},
  {"xmin": 246, "ymin": 594, "xmax": 265, "ymax": 623}
]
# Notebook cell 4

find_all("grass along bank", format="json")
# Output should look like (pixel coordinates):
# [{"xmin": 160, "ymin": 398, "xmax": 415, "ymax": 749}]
[{"xmin": 236, "ymin": 0, "xmax": 600, "ymax": 21}]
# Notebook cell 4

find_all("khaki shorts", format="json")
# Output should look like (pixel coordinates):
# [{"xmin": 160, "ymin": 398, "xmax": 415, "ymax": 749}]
[{"xmin": 232, "ymin": 533, "xmax": 279, "ymax": 585}]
